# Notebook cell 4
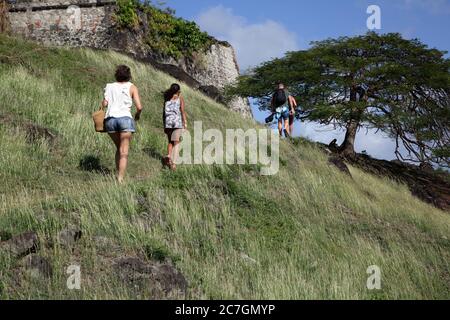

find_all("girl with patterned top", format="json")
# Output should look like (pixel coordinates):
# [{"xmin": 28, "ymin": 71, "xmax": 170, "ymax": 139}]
[{"xmin": 163, "ymin": 83, "xmax": 187, "ymax": 171}]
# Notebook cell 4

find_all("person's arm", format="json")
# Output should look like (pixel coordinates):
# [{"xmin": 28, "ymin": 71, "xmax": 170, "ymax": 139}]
[
  {"xmin": 180, "ymin": 95, "xmax": 187, "ymax": 129},
  {"xmin": 102, "ymin": 85, "xmax": 109, "ymax": 109},
  {"xmin": 289, "ymin": 96, "xmax": 297, "ymax": 114},
  {"xmin": 131, "ymin": 85, "xmax": 143, "ymax": 121}
]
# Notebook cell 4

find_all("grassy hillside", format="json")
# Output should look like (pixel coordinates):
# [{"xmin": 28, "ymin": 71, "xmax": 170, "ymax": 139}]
[{"xmin": 0, "ymin": 35, "xmax": 449, "ymax": 300}]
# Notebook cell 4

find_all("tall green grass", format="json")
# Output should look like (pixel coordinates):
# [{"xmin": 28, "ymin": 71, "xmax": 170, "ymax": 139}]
[{"xmin": 0, "ymin": 35, "xmax": 449, "ymax": 299}]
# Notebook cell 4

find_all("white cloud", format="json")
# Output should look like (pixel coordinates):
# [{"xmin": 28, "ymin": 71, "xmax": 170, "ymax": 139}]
[{"xmin": 196, "ymin": 5, "xmax": 299, "ymax": 71}]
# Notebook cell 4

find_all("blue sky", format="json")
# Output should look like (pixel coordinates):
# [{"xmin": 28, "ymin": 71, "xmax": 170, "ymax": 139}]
[{"xmin": 165, "ymin": 0, "xmax": 450, "ymax": 160}]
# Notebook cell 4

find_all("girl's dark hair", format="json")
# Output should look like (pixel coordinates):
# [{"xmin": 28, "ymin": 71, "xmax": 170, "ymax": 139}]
[
  {"xmin": 115, "ymin": 65, "xmax": 132, "ymax": 82},
  {"xmin": 164, "ymin": 83, "xmax": 181, "ymax": 102}
]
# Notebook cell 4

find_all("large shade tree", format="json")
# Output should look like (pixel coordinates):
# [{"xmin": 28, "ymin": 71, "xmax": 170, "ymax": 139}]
[{"xmin": 229, "ymin": 33, "xmax": 449, "ymax": 167}]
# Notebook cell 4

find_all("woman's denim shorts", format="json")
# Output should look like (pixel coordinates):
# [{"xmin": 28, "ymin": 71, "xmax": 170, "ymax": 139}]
[
  {"xmin": 276, "ymin": 107, "xmax": 290, "ymax": 121},
  {"xmin": 104, "ymin": 117, "xmax": 136, "ymax": 133}
]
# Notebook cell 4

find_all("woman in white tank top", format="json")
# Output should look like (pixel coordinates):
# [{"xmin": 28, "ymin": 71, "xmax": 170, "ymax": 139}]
[
  {"xmin": 102, "ymin": 65, "xmax": 143, "ymax": 183},
  {"xmin": 104, "ymin": 81, "xmax": 134, "ymax": 119}
]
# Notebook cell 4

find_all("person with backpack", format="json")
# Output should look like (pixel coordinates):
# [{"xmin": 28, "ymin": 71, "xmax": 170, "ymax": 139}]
[
  {"xmin": 163, "ymin": 83, "xmax": 187, "ymax": 171},
  {"xmin": 271, "ymin": 83, "xmax": 297, "ymax": 137},
  {"xmin": 102, "ymin": 65, "xmax": 143, "ymax": 183}
]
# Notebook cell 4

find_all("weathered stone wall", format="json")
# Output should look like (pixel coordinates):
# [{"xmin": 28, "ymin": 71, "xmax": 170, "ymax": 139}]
[
  {"xmin": 6, "ymin": 0, "xmax": 252, "ymax": 118},
  {"xmin": 192, "ymin": 44, "xmax": 240, "ymax": 89},
  {"xmin": 185, "ymin": 43, "xmax": 252, "ymax": 116},
  {"xmin": 8, "ymin": 0, "xmax": 115, "ymax": 48}
]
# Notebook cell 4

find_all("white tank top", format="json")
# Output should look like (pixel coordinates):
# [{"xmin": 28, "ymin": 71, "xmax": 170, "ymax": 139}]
[{"xmin": 104, "ymin": 82, "xmax": 133, "ymax": 119}]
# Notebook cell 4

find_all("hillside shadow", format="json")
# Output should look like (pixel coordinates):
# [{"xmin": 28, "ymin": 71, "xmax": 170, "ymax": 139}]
[
  {"xmin": 79, "ymin": 155, "xmax": 111, "ymax": 175},
  {"xmin": 143, "ymin": 147, "xmax": 166, "ymax": 166},
  {"xmin": 349, "ymin": 154, "xmax": 450, "ymax": 211}
]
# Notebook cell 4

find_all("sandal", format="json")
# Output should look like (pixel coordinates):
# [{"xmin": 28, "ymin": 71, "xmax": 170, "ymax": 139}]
[{"xmin": 168, "ymin": 159, "xmax": 177, "ymax": 171}]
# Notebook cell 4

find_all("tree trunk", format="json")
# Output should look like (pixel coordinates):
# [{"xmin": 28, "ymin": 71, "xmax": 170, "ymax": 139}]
[
  {"xmin": 339, "ymin": 86, "xmax": 360, "ymax": 157},
  {"xmin": 340, "ymin": 119, "xmax": 359, "ymax": 157}
]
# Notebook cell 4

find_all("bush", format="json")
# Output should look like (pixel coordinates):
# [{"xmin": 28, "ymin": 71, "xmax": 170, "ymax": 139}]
[
  {"xmin": 114, "ymin": 0, "xmax": 212, "ymax": 59},
  {"xmin": 114, "ymin": 0, "xmax": 140, "ymax": 30},
  {"xmin": 144, "ymin": 5, "xmax": 212, "ymax": 59}
]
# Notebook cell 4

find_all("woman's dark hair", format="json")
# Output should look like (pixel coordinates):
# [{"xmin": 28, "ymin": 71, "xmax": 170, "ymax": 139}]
[
  {"xmin": 164, "ymin": 83, "xmax": 181, "ymax": 102},
  {"xmin": 115, "ymin": 65, "xmax": 132, "ymax": 82}
]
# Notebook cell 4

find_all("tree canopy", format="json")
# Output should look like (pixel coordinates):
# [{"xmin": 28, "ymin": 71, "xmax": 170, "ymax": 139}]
[{"xmin": 228, "ymin": 33, "xmax": 449, "ymax": 167}]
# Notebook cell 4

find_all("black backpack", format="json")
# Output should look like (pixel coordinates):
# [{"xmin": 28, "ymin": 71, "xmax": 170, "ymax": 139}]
[{"xmin": 273, "ymin": 89, "xmax": 288, "ymax": 110}]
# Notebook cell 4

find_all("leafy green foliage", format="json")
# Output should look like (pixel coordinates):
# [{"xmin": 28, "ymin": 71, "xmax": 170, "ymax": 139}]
[
  {"xmin": 113, "ymin": 0, "xmax": 212, "ymax": 59},
  {"xmin": 114, "ymin": 0, "xmax": 140, "ymax": 29},
  {"xmin": 229, "ymin": 33, "xmax": 450, "ymax": 166},
  {"xmin": 142, "ymin": 4, "xmax": 212, "ymax": 59}
]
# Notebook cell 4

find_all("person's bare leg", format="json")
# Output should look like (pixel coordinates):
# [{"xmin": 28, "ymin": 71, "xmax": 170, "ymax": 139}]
[
  {"xmin": 167, "ymin": 142, "xmax": 174, "ymax": 159},
  {"xmin": 118, "ymin": 132, "xmax": 132, "ymax": 183},
  {"xmin": 171, "ymin": 141, "xmax": 180, "ymax": 168},
  {"xmin": 108, "ymin": 133, "xmax": 121, "ymax": 172},
  {"xmin": 289, "ymin": 116, "xmax": 294, "ymax": 136},
  {"xmin": 166, "ymin": 141, "xmax": 174, "ymax": 168},
  {"xmin": 278, "ymin": 120, "xmax": 283, "ymax": 136},
  {"xmin": 284, "ymin": 119, "xmax": 290, "ymax": 137}
]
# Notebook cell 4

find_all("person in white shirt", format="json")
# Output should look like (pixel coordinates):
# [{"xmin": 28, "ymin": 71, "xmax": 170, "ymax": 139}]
[{"xmin": 102, "ymin": 65, "xmax": 143, "ymax": 183}]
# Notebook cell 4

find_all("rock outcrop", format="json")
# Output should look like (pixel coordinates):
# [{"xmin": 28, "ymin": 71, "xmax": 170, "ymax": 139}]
[
  {"xmin": 0, "ymin": 231, "xmax": 39, "ymax": 258},
  {"xmin": 113, "ymin": 257, "xmax": 188, "ymax": 299}
]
